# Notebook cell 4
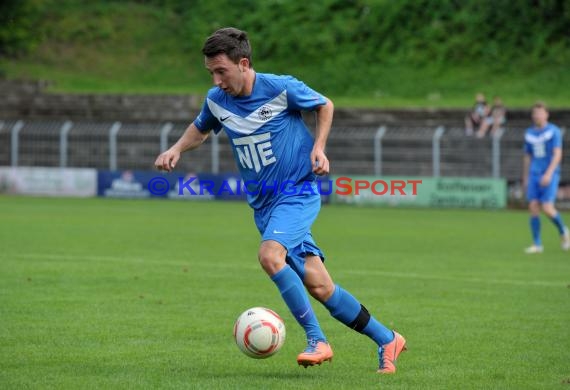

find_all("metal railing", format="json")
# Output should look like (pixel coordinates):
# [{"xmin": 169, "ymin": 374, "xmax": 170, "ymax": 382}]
[{"xmin": 1, "ymin": 119, "xmax": 568, "ymax": 182}]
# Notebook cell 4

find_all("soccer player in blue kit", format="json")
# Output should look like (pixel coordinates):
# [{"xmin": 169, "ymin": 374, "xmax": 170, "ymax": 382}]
[
  {"xmin": 154, "ymin": 27, "xmax": 406, "ymax": 373},
  {"xmin": 523, "ymin": 102, "xmax": 570, "ymax": 253}
]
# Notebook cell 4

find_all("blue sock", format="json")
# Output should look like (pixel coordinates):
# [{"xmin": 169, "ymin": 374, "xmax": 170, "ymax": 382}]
[
  {"xmin": 550, "ymin": 213, "xmax": 566, "ymax": 235},
  {"xmin": 271, "ymin": 265, "xmax": 325, "ymax": 342},
  {"xmin": 323, "ymin": 285, "xmax": 394, "ymax": 346},
  {"xmin": 530, "ymin": 216, "xmax": 541, "ymax": 246}
]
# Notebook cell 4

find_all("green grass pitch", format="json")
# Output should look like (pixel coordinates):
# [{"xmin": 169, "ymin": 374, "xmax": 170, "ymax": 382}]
[{"xmin": 1, "ymin": 196, "xmax": 569, "ymax": 389}]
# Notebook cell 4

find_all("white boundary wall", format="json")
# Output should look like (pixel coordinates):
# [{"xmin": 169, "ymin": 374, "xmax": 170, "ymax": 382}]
[{"xmin": 0, "ymin": 167, "xmax": 97, "ymax": 197}]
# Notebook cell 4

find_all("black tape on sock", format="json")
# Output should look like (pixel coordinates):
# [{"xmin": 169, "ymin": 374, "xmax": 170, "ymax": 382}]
[{"xmin": 348, "ymin": 304, "xmax": 371, "ymax": 333}]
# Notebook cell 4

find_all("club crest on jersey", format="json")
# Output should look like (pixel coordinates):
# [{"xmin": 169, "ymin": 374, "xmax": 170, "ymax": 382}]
[
  {"xmin": 258, "ymin": 106, "xmax": 273, "ymax": 121},
  {"xmin": 232, "ymin": 133, "xmax": 277, "ymax": 173}
]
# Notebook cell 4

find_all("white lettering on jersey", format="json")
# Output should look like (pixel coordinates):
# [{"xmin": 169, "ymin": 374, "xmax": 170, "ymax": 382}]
[
  {"xmin": 526, "ymin": 129, "xmax": 556, "ymax": 158},
  {"xmin": 532, "ymin": 143, "xmax": 546, "ymax": 158},
  {"xmin": 232, "ymin": 133, "xmax": 277, "ymax": 172}
]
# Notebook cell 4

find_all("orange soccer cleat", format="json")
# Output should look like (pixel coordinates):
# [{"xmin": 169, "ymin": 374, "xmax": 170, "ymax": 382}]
[
  {"xmin": 297, "ymin": 339, "xmax": 334, "ymax": 368},
  {"xmin": 377, "ymin": 331, "xmax": 407, "ymax": 374},
  {"xmin": 561, "ymin": 227, "xmax": 570, "ymax": 251}
]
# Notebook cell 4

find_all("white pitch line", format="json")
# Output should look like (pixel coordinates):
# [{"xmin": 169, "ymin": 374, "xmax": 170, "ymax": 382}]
[{"xmin": 3, "ymin": 253, "xmax": 567, "ymax": 288}]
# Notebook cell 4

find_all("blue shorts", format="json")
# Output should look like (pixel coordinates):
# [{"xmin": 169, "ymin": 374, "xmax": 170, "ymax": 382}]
[
  {"xmin": 254, "ymin": 193, "xmax": 325, "ymax": 280},
  {"xmin": 527, "ymin": 172, "xmax": 559, "ymax": 203}
]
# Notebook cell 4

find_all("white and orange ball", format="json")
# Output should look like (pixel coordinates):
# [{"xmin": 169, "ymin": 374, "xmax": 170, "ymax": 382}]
[{"xmin": 233, "ymin": 307, "xmax": 286, "ymax": 359}]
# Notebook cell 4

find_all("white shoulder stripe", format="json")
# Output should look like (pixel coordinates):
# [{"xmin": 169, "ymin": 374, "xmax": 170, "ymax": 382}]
[
  {"xmin": 207, "ymin": 90, "xmax": 288, "ymax": 135},
  {"xmin": 525, "ymin": 130, "xmax": 554, "ymax": 144}
]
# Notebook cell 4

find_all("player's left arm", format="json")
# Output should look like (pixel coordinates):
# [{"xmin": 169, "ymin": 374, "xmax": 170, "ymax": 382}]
[
  {"xmin": 312, "ymin": 97, "xmax": 334, "ymax": 176},
  {"xmin": 541, "ymin": 147, "xmax": 562, "ymax": 186},
  {"xmin": 541, "ymin": 127, "xmax": 563, "ymax": 186}
]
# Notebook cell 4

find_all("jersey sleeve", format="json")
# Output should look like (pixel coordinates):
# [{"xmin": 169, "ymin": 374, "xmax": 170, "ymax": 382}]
[
  {"xmin": 285, "ymin": 77, "xmax": 327, "ymax": 111},
  {"xmin": 193, "ymin": 97, "xmax": 223, "ymax": 134},
  {"xmin": 553, "ymin": 126, "xmax": 562, "ymax": 148},
  {"xmin": 523, "ymin": 129, "xmax": 532, "ymax": 154},
  {"xmin": 524, "ymin": 142, "xmax": 532, "ymax": 154}
]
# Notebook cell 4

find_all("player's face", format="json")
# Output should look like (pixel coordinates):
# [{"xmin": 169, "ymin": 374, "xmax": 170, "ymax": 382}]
[
  {"xmin": 532, "ymin": 107, "xmax": 549, "ymax": 128},
  {"xmin": 205, "ymin": 54, "xmax": 247, "ymax": 96}
]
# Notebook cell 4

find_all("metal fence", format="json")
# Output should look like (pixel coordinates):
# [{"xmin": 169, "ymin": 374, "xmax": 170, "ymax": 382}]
[{"xmin": 1, "ymin": 119, "xmax": 567, "ymax": 182}]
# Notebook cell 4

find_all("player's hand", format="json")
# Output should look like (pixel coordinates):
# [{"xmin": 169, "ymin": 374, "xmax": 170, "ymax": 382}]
[
  {"xmin": 154, "ymin": 149, "xmax": 180, "ymax": 172},
  {"xmin": 310, "ymin": 147, "xmax": 329, "ymax": 176},
  {"xmin": 540, "ymin": 173, "xmax": 552, "ymax": 187}
]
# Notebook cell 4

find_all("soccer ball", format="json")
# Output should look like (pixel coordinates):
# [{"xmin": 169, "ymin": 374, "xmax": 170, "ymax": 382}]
[{"xmin": 233, "ymin": 307, "xmax": 286, "ymax": 359}]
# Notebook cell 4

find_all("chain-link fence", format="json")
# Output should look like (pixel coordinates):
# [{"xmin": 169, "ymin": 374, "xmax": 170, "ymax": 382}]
[{"xmin": 1, "ymin": 120, "xmax": 567, "ymax": 182}]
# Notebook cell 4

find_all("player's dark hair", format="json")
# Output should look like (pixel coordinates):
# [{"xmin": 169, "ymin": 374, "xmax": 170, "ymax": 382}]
[
  {"xmin": 533, "ymin": 101, "xmax": 548, "ymax": 111},
  {"xmin": 202, "ymin": 27, "xmax": 252, "ymax": 66}
]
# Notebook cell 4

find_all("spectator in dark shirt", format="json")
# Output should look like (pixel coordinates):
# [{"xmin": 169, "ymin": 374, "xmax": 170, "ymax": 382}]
[
  {"xmin": 476, "ymin": 96, "xmax": 507, "ymax": 138},
  {"xmin": 465, "ymin": 93, "xmax": 489, "ymax": 136}
]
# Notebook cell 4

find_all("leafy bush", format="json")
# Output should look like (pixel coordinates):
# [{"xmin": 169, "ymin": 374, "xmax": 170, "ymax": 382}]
[
  {"xmin": 0, "ymin": 0, "xmax": 42, "ymax": 57},
  {"xmin": 2, "ymin": 0, "xmax": 568, "ymax": 98}
]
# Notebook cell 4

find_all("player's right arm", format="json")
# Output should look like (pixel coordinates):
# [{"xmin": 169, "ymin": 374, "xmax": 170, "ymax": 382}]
[
  {"xmin": 522, "ymin": 131, "xmax": 533, "ymax": 190},
  {"xmin": 154, "ymin": 123, "xmax": 210, "ymax": 172},
  {"xmin": 522, "ymin": 153, "xmax": 531, "ymax": 191}
]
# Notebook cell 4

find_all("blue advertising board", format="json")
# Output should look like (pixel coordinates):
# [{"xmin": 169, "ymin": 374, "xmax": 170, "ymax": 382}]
[
  {"xmin": 98, "ymin": 170, "xmax": 331, "ymax": 204},
  {"xmin": 98, "ymin": 170, "xmax": 245, "ymax": 201}
]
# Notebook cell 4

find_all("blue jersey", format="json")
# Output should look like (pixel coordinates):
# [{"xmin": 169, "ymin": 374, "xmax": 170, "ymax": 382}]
[
  {"xmin": 524, "ymin": 123, "xmax": 562, "ymax": 176},
  {"xmin": 193, "ymin": 73, "xmax": 326, "ymax": 209}
]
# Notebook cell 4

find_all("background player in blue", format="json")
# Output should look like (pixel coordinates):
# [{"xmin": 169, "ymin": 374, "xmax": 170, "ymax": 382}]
[
  {"xmin": 154, "ymin": 27, "xmax": 406, "ymax": 373},
  {"xmin": 523, "ymin": 102, "xmax": 570, "ymax": 254}
]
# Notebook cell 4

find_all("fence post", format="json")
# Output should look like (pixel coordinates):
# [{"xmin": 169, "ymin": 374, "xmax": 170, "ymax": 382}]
[
  {"xmin": 59, "ymin": 120, "xmax": 73, "ymax": 168},
  {"xmin": 109, "ymin": 122, "xmax": 122, "ymax": 171},
  {"xmin": 159, "ymin": 122, "xmax": 174, "ymax": 153},
  {"xmin": 432, "ymin": 126, "xmax": 445, "ymax": 177},
  {"xmin": 10, "ymin": 120, "xmax": 25, "ymax": 167},
  {"xmin": 373, "ymin": 126, "xmax": 387, "ymax": 176},
  {"xmin": 211, "ymin": 133, "xmax": 220, "ymax": 174},
  {"xmin": 492, "ymin": 128, "xmax": 505, "ymax": 178}
]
